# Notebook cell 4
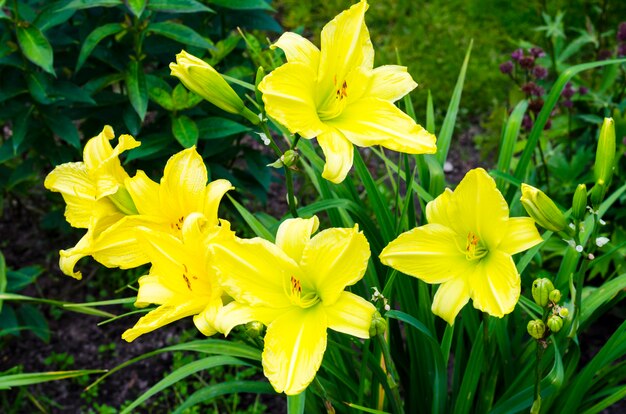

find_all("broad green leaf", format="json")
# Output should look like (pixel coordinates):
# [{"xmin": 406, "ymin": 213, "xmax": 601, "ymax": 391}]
[
  {"xmin": 197, "ymin": 117, "xmax": 251, "ymax": 139},
  {"xmin": 147, "ymin": 0, "xmax": 213, "ymax": 13},
  {"xmin": 126, "ymin": 60, "xmax": 148, "ymax": 120},
  {"xmin": 51, "ymin": 81, "xmax": 96, "ymax": 104},
  {"xmin": 6, "ymin": 266, "xmax": 43, "ymax": 292},
  {"xmin": 208, "ymin": 0, "xmax": 274, "ymax": 10},
  {"xmin": 171, "ymin": 115, "xmax": 199, "ymax": 147},
  {"xmin": 124, "ymin": 133, "xmax": 171, "ymax": 162},
  {"xmin": 11, "ymin": 107, "xmax": 33, "ymax": 153},
  {"xmin": 121, "ymin": 356, "xmax": 250, "ymax": 414},
  {"xmin": 147, "ymin": 75, "xmax": 174, "ymax": 110},
  {"xmin": 147, "ymin": 21, "xmax": 212, "ymax": 49},
  {"xmin": 18, "ymin": 304, "xmax": 49, "ymax": 342},
  {"xmin": 34, "ymin": 2, "xmax": 75, "ymax": 31},
  {"xmin": 61, "ymin": 0, "xmax": 122, "ymax": 10},
  {"xmin": 26, "ymin": 72, "xmax": 51, "ymax": 104},
  {"xmin": 41, "ymin": 110, "xmax": 80, "ymax": 149},
  {"xmin": 287, "ymin": 390, "xmax": 306, "ymax": 414},
  {"xmin": 16, "ymin": 25, "xmax": 54, "ymax": 75},
  {"xmin": 126, "ymin": 0, "xmax": 146, "ymax": 16},
  {"xmin": 0, "ymin": 370, "xmax": 105, "ymax": 390},
  {"xmin": 0, "ymin": 252, "xmax": 5, "ymax": 313},
  {"xmin": 75, "ymin": 23, "xmax": 124, "ymax": 73},
  {"xmin": 173, "ymin": 380, "xmax": 273, "ymax": 413}
]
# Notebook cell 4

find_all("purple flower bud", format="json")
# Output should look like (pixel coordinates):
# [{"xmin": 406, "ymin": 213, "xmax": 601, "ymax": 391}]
[
  {"xmin": 562, "ymin": 83, "xmax": 575, "ymax": 99},
  {"xmin": 598, "ymin": 49, "xmax": 613, "ymax": 60},
  {"xmin": 618, "ymin": 43, "xmax": 626, "ymax": 57},
  {"xmin": 530, "ymin": 47, "xmax": 546, "ymax": 58},
  {"xmin": 529, "ymin": 99, "xmax": 544, "ymax": 113},
  {"xmin": 532, "ymin": 66, "xmax": 548, "ymax": 79},
  {"xmin": 562, "ymin": 99, "xmax": 573, "ymax": 108},
  {"xmin": 522, "ymin": 114, "xmax": 533, "ymax": 131},
  {"xmin": 511, "ymin": 48, "xmax": 524, "ymax": 61},
  {"xmin": 522, "ymin": 82, "xmax": 537, "ymax": 96},
  {"xmin": 617, "ymin": 22, "xmax": 626, "ymax": 42},
  {"xmin": 519, "ymin": 56, "xmax": 535, "ymax": 69},
  {"xmin": 499, "ymin": 61, "xmax": 514, "ymax": 74},
  {"xmin": 578, "ymin": 86, "xmax": 589, "ymax": 95},
  {"xmin": 534, "ymin": 85, "xmax": 545, "ymax": 97}
]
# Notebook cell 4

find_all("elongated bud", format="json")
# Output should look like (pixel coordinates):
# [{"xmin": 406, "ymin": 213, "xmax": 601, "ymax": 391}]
[
  {"xmin": 527, "ymin": 320, "xmax": 546, "ymax": 339},
  {"xmin": 594, "ymin": 118, "xmax": 615, "ymax": 185},
  {"xmin": 170, "ymin": 50, "xmax": 259, "ymax": 124},
  {"xmin": 547, "ymin": 315, "xmax": 563, "ymax": 332},
  {"xmin": 369, "ymin": 311, "xmax": 387, "ymax": 337},
  {"xmin": 532, "ymin": 278, "xmax": 555, "ymax": 307},
  {"xmin": 572, "ymin": 184, "xmax": 587, "ymax": 221},
  {"xmin": 521, "ymin": 184, "xmax": 569, "ymax": 233},
  {"xmin": 255, "ymin": 66, "xmax": 265, "ymax": 108},
  {"xmin": 548, "ymin": 289, "xmax": 561, "ymax": 303},
  {"xmin": 590, "ymin": 179, "xmax": 605, "ymax": 208}
]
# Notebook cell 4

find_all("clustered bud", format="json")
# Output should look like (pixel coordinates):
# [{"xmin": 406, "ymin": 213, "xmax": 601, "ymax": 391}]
[
  {"xmin": 528, "ymin": 276, "xmax": 569, "ymax": 340},
  {"xmin": 527, "ymin": 320, "xmax": 546, "ymax": 339},
  {"xmin": 561, "ymin": 82, "xmax": 588, "ymax": 109},
  {"xmin": 369, "ymin": 311, "xmax": 387, "ymax": 337}
]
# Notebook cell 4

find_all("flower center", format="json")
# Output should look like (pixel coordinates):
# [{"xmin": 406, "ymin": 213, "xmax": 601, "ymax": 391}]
[
  {"xmin": 335, "ymin": 76, "xmax": 348, "ymax": 100},
  {"xmin": 465, "ymin": 232, "xmax": 488, "ymax": 261},
  {"xmin": 170, "ymin": 215, "xmax": 185, "ymax": 231},
  {"xmin": 181, "ymin": 263, "xmax": 198, "ymax": 291},
  {"xmin": 286, "ymin": 275, "xmax": 320, "ymax": 308}
]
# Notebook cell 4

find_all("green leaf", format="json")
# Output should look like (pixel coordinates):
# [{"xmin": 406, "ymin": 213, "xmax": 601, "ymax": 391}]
[
  {"xmin": 435, "ymin": 40, "xmax": 472, "ymax": 166},
  {"xmin": 173, "ymin": 380, "xmax": 273, "ymax": 414},
  {"xmin": 0, "ymin": 252, "xmax": 6, "ymax": 313},
  {"xmin": 16, "ymin": 24, "xmax": 55, "ymax": 75},
  {"xmin": 33, "ymin": 2, "xmax": 76, "ymax": 31},
  {"xmin": 11, "ymin": 106, "xmax": 33, "ymax": 154},
  {"xmin": 147, "ymin": 0, "xmax": 213, "ymax": 13},
  {"xmin": 18, "ymin": 304, "xmax": 49, "ymax": 342},
  {"xmin": 197, "ymin": 117, "xmax": 251, "ymax": 139},
  {"xmin": 61, "ymin": 0, "xmax": 122, "ymax": 10},
  {"xmin": 26, "ymin": 72, "xmax": 51, "ymax": 104},
  {"xmin": 146, "ymin": 21, "xmax": 212, "ymax": 49},
  {"xmin": 208, "ymin": 0, "xmax": 274, "ymax": 10},
  {"xmin": 124, "ymin": 133, "xmax": 171, "ymax": 162},
  {"xmin": 41, "ymin": 110, "xmax": 81, "ymax": 149},
  {"xmin": 227, "ymin": 194, "xmax": 274, "ymax": 241},
  {"xmin": 75, "ymin": 23, "xmax": 124, "ymax": 73},
  {"xmin": 0, "ymin": 370, "xmax": 106, "ymax": 390},
  {"xmin": 287, "ymin": 390, "xmax": 306, "ymax": 414},
  {"xmin": 126, "ymin": 0, "xmax": 146, "ymax": 16},
  {"xmin": 580, "ymin": 273, "xmax": 626, "ymax": 327},
  {"xmin": 126, "ymin": 60, "xmax": 148, "ymax": 120},
  {"xmin": 148, "ymin": 87, "xmax": 174, "ymax": 111},
  {"xmin": 496, "ymin": 99, "xmax": 528, "ymax": 191},
  {"xmin": 121, "ymin": 356, "xmax": 250, "ymax": 414},
  {"xmin": 6, "ymin": 266, "xmax": 42, "ymax": 292},
  {"xmin": 171, "ymin": 115, "xmax": 199, "ymax": 148}
]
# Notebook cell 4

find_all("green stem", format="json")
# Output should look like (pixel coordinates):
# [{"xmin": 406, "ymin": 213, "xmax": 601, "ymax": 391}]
[
  {"xmin": 531, "ymin": 340, "xmax": 546, "ymax": 414},
  {"xmin": 376, "ymin": 333, "xmax": 403, "ymax": 414}
]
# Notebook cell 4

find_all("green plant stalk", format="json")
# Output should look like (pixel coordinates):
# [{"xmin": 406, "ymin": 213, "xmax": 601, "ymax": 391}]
[
  {"xmin": 531, "ymin": 340, "xmax": 547, "ymax": 414},
  {"xmin": 376, "ymin": 333, "xmax": 403, "ymax": 414}
]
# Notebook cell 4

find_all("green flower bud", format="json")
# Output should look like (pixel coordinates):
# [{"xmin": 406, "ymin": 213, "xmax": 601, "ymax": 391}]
[
  {"xmin": 527, "ymin": 319, "xmax": 546, "ymax": 339},
  {"xmin": 109, "ymin": 187, "xmax": 139, "ymax": 215},
  {"xmin": 558, "ymin": 307, "xmax": 569, "ymax": 318},
  {"xmin": 521, "ymin": 184, "xmax": 569, "ymax": 233},
  {"xmin": 590, "ymin": 179, "xmax": 606, "ymax": 208},
  {"xmin": 532, "ymin": 278, "xmax": 555, "ymax": 307},
  {"xmin": 572, "ymin": 184, "xmax": 587, "ymax": 221},
  {"xmin": 254, "ymin": 66, "xmax": 265, "ymax": 108},
  {"xmin": 170, "ymin": 50, "xmax": 259, "ymax": 125},
  {"xmin": 244, "ymin": 321, "xmax": 265, "ymax": 339},
  {"xmin": 281, "ymin": 150, "xmax": 299, "ymax": 168},
  {"xmin": 548, "ymin": 289, "xmax": 561, "ymax": 303},
  {"xmin": 369, "ymin": 311, "xmax": 387, "ymax": 337},
  {"xmin": 594, "ymin": 117, "xmax": 615, "ymax": 186},
  {"xmin": 547, "ymin": 315, "xmax": 563, "ymax": 333}
]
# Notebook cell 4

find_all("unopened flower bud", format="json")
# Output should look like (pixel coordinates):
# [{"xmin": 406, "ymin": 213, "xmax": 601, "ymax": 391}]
[
  {"xmin": 244, "ymin": 321, "xmax": 265, "ymax": 339},
  {"xmin": 499, "ymin": 61, "xmax": 514, "ymax": 74},
  {"xmin": 532, "ymin": 278, "xmax": 555, "ymax": 307},
  {"xmin": 590, "ymin": 179, "xmax": 606, "ymax": 208},
  {"xmin": 521, "ymin": 184, "xmax": 569, "ymax": 233},
  {"xmin": 170, "ymin": 50, "xmax": 259, "ymax": 125},
  {"xmin": 572, "ymin": 184, "xmax": 587, "ymax": 221},
  {"xmin": 547, "ymin": 315, "xmax": 563, "ymax": 332},
  {"xmin": 511, "ymin": 48, "xmax": 524, "ymax": 61},
  {"xmin": 532, "ymin": 66, "xmax": 548, "ymax": 79},
  {"xmin": 527, "ymin": 320, "xmax": 546, "ymax": 339},
  {"xmin": 369, "ymin": 311, "xmax": 387, "ymax": 337},
  {"xmin": 281, "ymin": 150, "xmax": 299, "ymax": 168},
  {"xmin": 558, "ymin": 307, "xmax": 569, "ymax": 318},
  {"xmin": 254, "ymin": 66, "xmax": 265, "ymax": 107},
  {"xmin": 594, "ymin": 118, "xmax": 616, "ymax": 185},
  {"xmin": 548, "ymin": 289, "xmax": 561, "ymax": 303}
]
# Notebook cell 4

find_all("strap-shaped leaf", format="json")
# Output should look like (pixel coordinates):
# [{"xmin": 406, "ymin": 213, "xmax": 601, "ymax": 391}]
[{"xmin": 126, "ymin": 60, "xmax": 148, "ymax": 120}]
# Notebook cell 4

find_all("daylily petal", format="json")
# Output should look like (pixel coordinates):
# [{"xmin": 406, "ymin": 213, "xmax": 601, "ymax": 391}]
[
  {"xmin": 275, "ymin": 216, "xmax": 320, "ymax": 263},
  {"xmin": 135, "ymin": 275, "xmax": 175, "ymax": 307},
  {"xmin": 365, "ymin": 65, "xmax": 417, "ymax": 102},
  {"xmin": 122, "ymin": 301, "xmax": 204, "ymax": 342},
  {"xmin": 498, "ymin": 217, "xmax": 543, "ymax": 255},
  {"xmin": 211, "ymin": 237, "xmax": 299, "ymax": 308},
  {"xmin": 263, "ymin": 306, "xmax": 328, "ymax": 395},
  {"xmin": 300, "ymin": 225, "xmax": 370, "ymax": 305},
  {"xmin": 426, "ymin": 188, "xmax": 453, "ymax": 227},
  {"xmin": 203, "ymin": 179, "xmax": 233, "ymax": 228},
  {"xmin": 379, "ymin": 223, "xmax": 469, "ymax": 284},
  {"xmin": 447, "ymin": 168, "xmax": 509, "ymax": 249},
  {"xmin": 272, "ymin": 32, "xmax": 320, "ymax": 68},
  {"xmin": 160, "ymin": 147, "xmax": 208, "ymax": 219},
  {"xmin": 319, "ymin": 0, "xmax": 373, "ymax": 85},
  {"xmin": 317, "ymin": 129, "xmax": 354, "ymax": 184},
  {"xmin": 431, "ymin": 277, "xmax": 470, "ymax": 325},
  {"xmin": 215, "ymin": 301, "xmax": 283, "ymax": 336},
  {"xmin": 329, "ymin": 97, "xmax": 436, "ymax": 154},
  {"xmin": 193, "ymin": 297, "xmax": 224, "ymax": 336},
  {"xmin": 469, "ymin": 250, "xmax": 520, "ymax": 318},
  {"xmin": 326, "ymin": 291, "xmax": 375, "ymax": 339},
  {"xmin": 126, "ymin": 170, "xmax": 161, "ymax": 216},
  {"xmin": 259, "ymin": 62, "xmax": 326, "ymax": 138}
]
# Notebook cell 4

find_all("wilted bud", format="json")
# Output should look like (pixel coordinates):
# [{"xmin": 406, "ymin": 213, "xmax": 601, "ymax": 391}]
[
  {"xmin": 521, "ymin": 184, "xmax": 569, "ymax": 233},
  {"xmin": 548, "ymin": 289, "xmax": 561, "ymax": 303},
  {"xmin": 547, "ymin": 315, "xmax": 563, "ymax": 332},
  {"xmin": 369, "ymin": 311, "xmax": 387, "ymax": 337},
  {"xmin": 170, "ymin": 50, "xmax": 259, "ymax": 124},
  {"xmin": 558, "ymin": 307, "xmax": 569, "ymax": 318},
  {"xmin": 572, "ymin": 184, "xmax": 587, "ymax": 221},
  {"xmin": 244, "ymin": 321, "xmax": 265, "ymax": 339},
  {"xmin": 532, "ymin": 278, "xmax": 555, "ymax": 307},
  {"xmin": 594, "ymin": 118, "xmax": 616, "ymax": 185},
  {"xmin": 527, "ymin": 320, "xmax": 546, "ymax": 339}
]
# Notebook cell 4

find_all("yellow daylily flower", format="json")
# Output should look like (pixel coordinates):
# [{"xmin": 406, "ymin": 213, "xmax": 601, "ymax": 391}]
[
  {"xmin": 380, "ymin": 168, "xmax": 543, "ymax": 324},
  {"xmin": 122, "ymin": 213, "xmax": 233, "ymax": 342},
  {"xmin": 211, "ymin": 216, "xmax": 376, "ymax": 395},
  {"xmin": 57, "ymin": 146, "xmax": 233, "ymax": 279},
  {"xmin": 258, "ymin": 0, "xmax": 436, "ymax": 183}
]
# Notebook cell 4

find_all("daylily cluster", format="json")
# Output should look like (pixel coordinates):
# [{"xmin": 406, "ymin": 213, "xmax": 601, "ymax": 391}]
[{"xmin": 45, "ymin": 0, "xmax": 547, "ymax": 398}]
